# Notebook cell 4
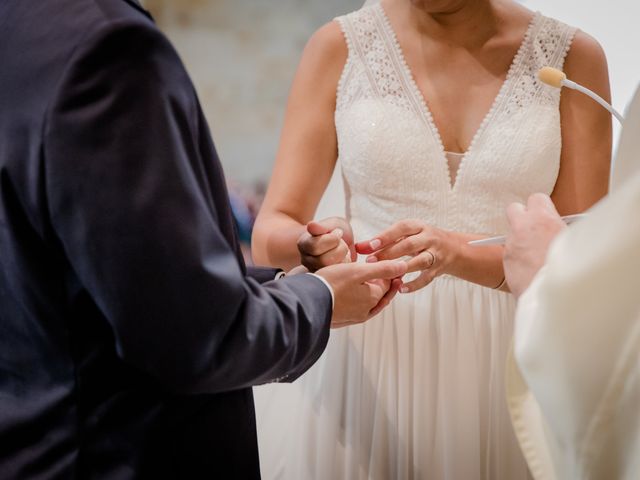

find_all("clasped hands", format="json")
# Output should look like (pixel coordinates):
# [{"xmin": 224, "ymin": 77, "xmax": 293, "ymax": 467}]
[
  {"xmin": 296, "ymin": 216, "xmax": 458, "ymax": 304},
  {"xmin": 299, "ymin": 193, "xmax": 569, "ymax": 328},
  {"xmin": 356, "ymin": 220, "xmax": 458, "ymax": 294}
]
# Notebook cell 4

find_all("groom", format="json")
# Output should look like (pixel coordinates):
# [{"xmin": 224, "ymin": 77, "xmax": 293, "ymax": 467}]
[{"xmin": 0, "ymin": 0, "xmax": 407, "ymax": 478}]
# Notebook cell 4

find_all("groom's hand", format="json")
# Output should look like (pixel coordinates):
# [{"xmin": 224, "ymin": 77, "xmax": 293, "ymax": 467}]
[
  {"xmin": 297, "ymin": 217, "xmax": 357, "ymax": 272},
  {"xmin": 316, "ymin": 260, "xmax": 407, "ymax": 328}
]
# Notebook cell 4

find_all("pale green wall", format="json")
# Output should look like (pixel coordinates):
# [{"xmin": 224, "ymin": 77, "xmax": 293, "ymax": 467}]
[{"xmin": 147, "ymin": 0, "xmax": 363, "ymax": 185}]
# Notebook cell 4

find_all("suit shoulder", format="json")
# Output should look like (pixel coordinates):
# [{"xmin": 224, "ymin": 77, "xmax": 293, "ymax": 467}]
[
  {"xmin": 59, "ymin": 2, "xmax": 185, "ymax": 88},
  {"xmin": 46, "ymin": 3, "xmax": 193, "ymax": 130},
  {"xmin": 60, "ymin": 0, "xmax": 168, "ymax": 64},
  {"xmin": 88, "ymin": 0, "xmax": 155, "ymax": 28}
]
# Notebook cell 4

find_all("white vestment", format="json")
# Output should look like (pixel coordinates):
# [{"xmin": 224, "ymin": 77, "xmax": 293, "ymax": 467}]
[{"xmin": 507, "ymin": 86, "xmax": 640, "ymax": 480}]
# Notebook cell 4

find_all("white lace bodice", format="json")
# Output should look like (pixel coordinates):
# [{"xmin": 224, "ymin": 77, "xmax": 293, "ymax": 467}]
[{"xmin": 335, "ymin": 5, "xmax": 576, "ymax": 238}]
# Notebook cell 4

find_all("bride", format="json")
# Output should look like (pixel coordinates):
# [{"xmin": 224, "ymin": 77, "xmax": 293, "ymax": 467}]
[{"xmin": 252, "ymin": 0, "xmax": 611, "ymax": 478}]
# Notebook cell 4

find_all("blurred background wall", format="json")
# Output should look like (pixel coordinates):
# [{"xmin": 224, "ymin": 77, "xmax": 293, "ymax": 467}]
[
  {"xmin": 145, "ymin": 0, "xmax": 362, "ymax": 187},
  {"xmin": 145, "ymin": 0, "xmax": 639, "ymax": 183},
  {"xmin": 143, "ymin": 0, "xmax": 639, "ymax": 257},
  {"xmin": 143, "ymin": 0, "xmax": 363, "ymax": 259}
]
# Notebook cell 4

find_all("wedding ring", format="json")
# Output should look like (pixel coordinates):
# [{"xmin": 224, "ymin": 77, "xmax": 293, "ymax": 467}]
[{"xmin": 425, "ymin": 250, "xmax": 436, "ymax": 268}]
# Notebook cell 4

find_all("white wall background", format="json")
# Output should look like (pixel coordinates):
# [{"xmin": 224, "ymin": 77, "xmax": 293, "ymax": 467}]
[{"xmin": 522, "ymin": 0, "xmax": 640, "ymax": 141}]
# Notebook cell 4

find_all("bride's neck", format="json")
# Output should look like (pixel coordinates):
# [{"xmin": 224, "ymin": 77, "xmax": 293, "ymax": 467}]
[{"xmin": 388, "ymin": 0, "xmax": 502, "ymax": 48}]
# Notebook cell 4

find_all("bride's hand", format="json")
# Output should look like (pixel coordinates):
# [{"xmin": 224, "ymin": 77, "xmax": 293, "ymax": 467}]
[
  {"xmin": 355, "ymin": 220, "xmax": 460, "ymax": 293},
  {"xmin": 297, "ymin": 217, "xmax": 357, "ymax": 272}
]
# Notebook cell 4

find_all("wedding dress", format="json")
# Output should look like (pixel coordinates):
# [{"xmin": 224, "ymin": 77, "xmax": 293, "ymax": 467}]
[{"xmin": 254, "ymin": 4, "xmax": 576, "ymax": 479}]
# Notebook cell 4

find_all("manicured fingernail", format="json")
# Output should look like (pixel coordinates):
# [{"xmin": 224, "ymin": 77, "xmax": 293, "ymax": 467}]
[
  {"xmin": 400, "ymin": 287, "xmax": 409, "ymax": 294},
  {"xmin": 370, "ymin": 239, "xmax": 382, "ymax": 250},
  {"xmin": 366, "ymin": 256, "xmax": 378, "ymax": 263},
  {"xmin": 332, "ymin": 228, "xmax": 344, "ymax": 238}
]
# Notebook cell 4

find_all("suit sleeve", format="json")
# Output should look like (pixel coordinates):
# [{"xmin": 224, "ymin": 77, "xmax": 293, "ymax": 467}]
[
  {"xmin": 43, "ymin": 20, "xmax": 331, "ymax": 394},
  {"xmin": 246, "ymin": 266, "xmax": 283, "ymax": 284}
]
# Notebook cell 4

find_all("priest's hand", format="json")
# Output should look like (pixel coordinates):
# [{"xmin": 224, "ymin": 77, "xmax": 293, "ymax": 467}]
[{"xmin": 504, "ymin": 194, "xmax": 566, "ymax": 298}]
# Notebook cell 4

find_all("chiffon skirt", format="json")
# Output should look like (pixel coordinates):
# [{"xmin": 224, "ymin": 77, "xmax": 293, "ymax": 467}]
[{"xmin": 254, "ymin": 276, "xmax": 533, "ymax": 479}]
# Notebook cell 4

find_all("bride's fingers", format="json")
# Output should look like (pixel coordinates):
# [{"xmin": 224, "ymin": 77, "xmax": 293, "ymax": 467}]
[
  {"xmin": 355, "ymin": 221, "xmax": 422, "ymax": 255},
  {"xmin": 399, "ymin": 271, "xmax": 435, "ymax": 294},
  {"xmin": 404, "ymin": 250, "xmax": 438, "ymax": 273},
  {"xmin": 365, "ymin": 234, "xmax": 427, "ymax": 262}
]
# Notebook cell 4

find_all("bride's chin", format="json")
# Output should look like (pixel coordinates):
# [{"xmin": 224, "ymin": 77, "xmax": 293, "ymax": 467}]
[{"xmin": 408, "ymin": 0, "xmax": 470, "ymax": 14}]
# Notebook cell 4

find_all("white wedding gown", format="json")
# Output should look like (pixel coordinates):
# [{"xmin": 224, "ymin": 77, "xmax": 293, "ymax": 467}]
[{"xmin": 255, "ymin": 4, "xmax": 576, "ymax": 479}]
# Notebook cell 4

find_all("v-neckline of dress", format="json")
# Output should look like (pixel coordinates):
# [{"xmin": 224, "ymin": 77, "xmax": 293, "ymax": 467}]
[{"xmin": 375, "ymin": 3, "xmax": 541, "ymax": 191}]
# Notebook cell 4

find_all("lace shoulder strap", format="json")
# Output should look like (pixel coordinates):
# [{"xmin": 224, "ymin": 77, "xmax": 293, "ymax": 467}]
[
  {"xmin": 334, "ymin": 6, "xmax": 380, "ymax": 111},
  {"xmin": 530, "ymin": 15, "xmax": 578, "ymax": 72},
  {"xmin": 504, "ymin": 14, "xmax": 578, "ymax": 110},
  {"xmin": 334, "ymin": 5, "xmax": 417, "ymax": 114}
]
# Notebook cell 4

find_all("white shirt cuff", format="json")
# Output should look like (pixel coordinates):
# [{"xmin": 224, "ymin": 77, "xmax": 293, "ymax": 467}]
[{"xmin": 307, "ymin": 273, "xmax": 335, "ymax": 309}]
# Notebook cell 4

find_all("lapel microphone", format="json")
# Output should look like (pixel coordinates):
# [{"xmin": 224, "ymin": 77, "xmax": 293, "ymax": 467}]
[
  {"xmin": 538, "ymin": 66, "xmax": 624, "ymax": 124},
  {"xmin": 469, "ymin": 67, "xmax": 626, "ymax": 247}
]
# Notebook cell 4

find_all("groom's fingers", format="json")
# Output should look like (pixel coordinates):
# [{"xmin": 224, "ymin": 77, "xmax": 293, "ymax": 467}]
[
  {"xmin": 368, "ymin": 278, "xmax": 403, "ymax": 317},
  {"xmin": 306, "ymin": 221, "xmax": 334, "ymax": 236},
  {"xmin": 354, "ymin": 260, "xmax": 408, "ymax": 283},
  {"xmin": 298, "ymin": 228, "xmax": 343, "ymax": 256},
  {"xmin": 366, "ymin": 234, "xmax": 425, "ymax": 262},
  {"xmin": 301, "ymin": 245, "xmax": 351, "ymax": 272},
  {"xmin": 307, "ymin": 218, "xmax": 353, "ymax": 241},
  {"xmin": 308, "ymin": 218, "xmax": 357, "ymax": 262},
  {"xmin": 399, "ymin": 271, "xmax": 435, "ymax": 294},
  {"xmin": 355, "ymin": 221, "xmax": 422, "ymax": 254},
  {"xmin": 308, "ymin": 242, "xmax": 350, "ymax": 266}
]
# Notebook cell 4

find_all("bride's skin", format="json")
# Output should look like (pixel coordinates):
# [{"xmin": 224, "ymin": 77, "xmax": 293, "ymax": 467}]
[{"xmin": 252, "ymin": 0, "xmax": 611, "ymax": 292}]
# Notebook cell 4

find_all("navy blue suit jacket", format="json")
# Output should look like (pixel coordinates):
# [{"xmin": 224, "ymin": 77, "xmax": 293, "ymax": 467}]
[{"xmin": 0, "ymin": 0, "xmax": 332, "ymax": 478}]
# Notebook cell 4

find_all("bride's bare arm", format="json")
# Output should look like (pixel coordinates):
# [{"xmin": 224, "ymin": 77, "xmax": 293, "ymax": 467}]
[
  {"xmin": 252, "ymin": 22, "xmax": 348, "ymax": 270},
  {"xmin": 551, "ymin": 31, "xmax": 612, "ymax": 214},
  {"xmin": 356, "ymin": 223, "xmax": 507, "ymax": 291}
]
